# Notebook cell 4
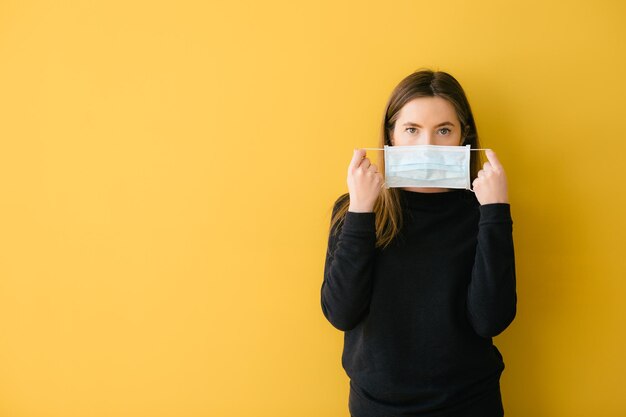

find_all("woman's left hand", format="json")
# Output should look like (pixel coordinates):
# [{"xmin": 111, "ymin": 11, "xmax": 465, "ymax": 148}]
[{"xmin": 472, "ymin": 149, "xmax": 509, "ymax": 205}]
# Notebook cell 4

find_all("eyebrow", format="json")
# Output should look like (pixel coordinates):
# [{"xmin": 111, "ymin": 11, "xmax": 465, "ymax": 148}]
[{"xmin": 402, "ymin": 121, "xmax": 455, "ymax": 128}]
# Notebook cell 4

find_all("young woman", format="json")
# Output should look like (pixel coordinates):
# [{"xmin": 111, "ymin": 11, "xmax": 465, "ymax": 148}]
[{"xmin": 321, "ymin": 69, "xmax": 517, "ymax": 417}]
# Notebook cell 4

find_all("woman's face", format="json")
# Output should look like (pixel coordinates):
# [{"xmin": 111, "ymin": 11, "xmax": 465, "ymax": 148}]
[{"xmin": 390, "ymin": 96, "xmax": 463, "ymax": 147}]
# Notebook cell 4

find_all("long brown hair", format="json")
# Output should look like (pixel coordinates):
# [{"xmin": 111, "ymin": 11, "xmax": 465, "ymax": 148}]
[{"xmin": 329, "ymin": 69, "xmax": 484, "ymax": 249}]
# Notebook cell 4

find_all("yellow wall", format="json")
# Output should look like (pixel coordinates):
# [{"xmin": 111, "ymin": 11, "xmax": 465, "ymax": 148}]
[{"xmin": 1, "ymin": 1, "xmax": 624, "ymax": 416}]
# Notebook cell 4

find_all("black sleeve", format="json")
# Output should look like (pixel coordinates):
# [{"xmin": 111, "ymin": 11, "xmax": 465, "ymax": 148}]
[
  {"xmin": 466, "ymin": 203, "xmax": 518, "ymax": 338},
  {"xmin": 320, "ymin": 194, "xmax": 377, "ymax": 331}
]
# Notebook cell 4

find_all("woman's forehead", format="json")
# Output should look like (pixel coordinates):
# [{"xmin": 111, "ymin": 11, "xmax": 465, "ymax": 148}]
[{"xmin": 398, "ymin": 96, "xmax": 459, "ymax": 124}]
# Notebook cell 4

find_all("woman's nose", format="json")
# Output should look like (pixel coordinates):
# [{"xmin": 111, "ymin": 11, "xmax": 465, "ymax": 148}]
[{"xmin": 418, "ymin": 132, "xmax": 434, "ymax": 145}]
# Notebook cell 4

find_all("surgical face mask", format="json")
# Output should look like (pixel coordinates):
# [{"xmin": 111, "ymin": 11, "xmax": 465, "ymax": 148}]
[{"xmin": 363, "ymin": 144, "xmax": 487, "ymax": 192}]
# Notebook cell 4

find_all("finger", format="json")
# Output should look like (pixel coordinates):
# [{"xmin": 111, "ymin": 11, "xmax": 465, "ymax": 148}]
[
  {"xmin": 483, "ymin": 161, "xmax": 492, "ymax": 172},
  {"xmin": 477, "ymin": 169, "xmax": 484, "ymax": 178},
  {"xmin": 360, "ymin": 158, "xmax": 371, "ymax": 170},
  {"xmin": 350, "ymin": 148, "xmax": 366, "ymax": 170},
  {"xmin": 367, "ymin": 163, "xmax": 378, "ymax": 173},
  {"xmin": 485, "ymin": 149, "xmax": 503, "ymax": 171}
]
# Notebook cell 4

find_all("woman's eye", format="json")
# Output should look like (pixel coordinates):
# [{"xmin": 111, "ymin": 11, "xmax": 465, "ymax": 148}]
[
  {"xmin": 438, "ymin": 128, "xmax": 451, "ymax": 135},
  {"xmin": 405, "ymin": 128, "xmax": 417, "ymax": 134}
]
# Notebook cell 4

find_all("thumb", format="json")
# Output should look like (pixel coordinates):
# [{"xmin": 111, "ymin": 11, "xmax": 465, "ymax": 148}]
[
  {"xmin": 485, "ymin": 149, "xmax": 503, "ymax": 172},
  {"xmin": 350, "ymin": 148, "xmax": 366, "ymax": 170}
]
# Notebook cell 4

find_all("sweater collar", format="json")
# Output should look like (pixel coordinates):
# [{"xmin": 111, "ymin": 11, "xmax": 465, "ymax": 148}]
[{"xmin": 397, "ymin": 188, "xmax": 474, "ymax": 207}]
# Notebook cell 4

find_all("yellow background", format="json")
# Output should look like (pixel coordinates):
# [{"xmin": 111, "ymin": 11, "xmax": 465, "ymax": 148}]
[{"xmin": 1, "ymin": 1, "xmax": 625, "ymax": 416}]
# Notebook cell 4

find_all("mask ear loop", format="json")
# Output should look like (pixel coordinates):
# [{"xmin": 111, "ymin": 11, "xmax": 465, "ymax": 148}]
[{"xmin": 361, "ymin": 146, "xmax": 492, "ymax": 192}]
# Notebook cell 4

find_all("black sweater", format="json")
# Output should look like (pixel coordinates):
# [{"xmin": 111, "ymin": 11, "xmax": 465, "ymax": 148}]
[{"xmin": 321, "ymin": 189, "xmax": 517, "ymax": 417}]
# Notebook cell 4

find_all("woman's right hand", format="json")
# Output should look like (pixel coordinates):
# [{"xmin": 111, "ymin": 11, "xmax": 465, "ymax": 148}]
[{"xmin": 347, "ymin": 148, "xmax": 384, "ymax": 213}]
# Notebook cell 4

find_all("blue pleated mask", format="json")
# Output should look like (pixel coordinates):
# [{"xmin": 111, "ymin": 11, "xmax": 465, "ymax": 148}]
[{"xmin": 383, "ymin": 144, "xmax": 472, "ymax": 190}]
